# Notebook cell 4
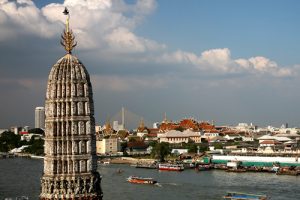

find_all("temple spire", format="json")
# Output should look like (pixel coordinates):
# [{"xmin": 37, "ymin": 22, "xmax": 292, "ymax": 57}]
[{"xmin": 61, "ymin": 7, "xmax": 77, "ymax": 54}]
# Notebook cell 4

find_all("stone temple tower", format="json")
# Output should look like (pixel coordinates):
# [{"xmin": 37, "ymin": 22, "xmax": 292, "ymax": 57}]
[{"xmin": 40, "ymin": 8, "xmax": 102, "ymax": 199}]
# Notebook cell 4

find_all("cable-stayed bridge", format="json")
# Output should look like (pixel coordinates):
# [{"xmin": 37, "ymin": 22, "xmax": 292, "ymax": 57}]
[{"xmin": 110, "ymin": 107, "xmax": 154, "ymax": 130}]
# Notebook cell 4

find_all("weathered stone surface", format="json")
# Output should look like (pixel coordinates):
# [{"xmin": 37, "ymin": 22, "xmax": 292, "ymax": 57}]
[{"xmin": 40, "ymin": 54, "xmax": 102, "ymax": 199}]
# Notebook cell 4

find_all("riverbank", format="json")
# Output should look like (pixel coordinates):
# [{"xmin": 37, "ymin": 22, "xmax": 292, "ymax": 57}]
[
  {"xmin": 0, "ymin": 152, "xmax": 44, "ymax": 159},
  {"xmin": 100, "ymin": 157, "xmax": 156, "ymax": 165}
]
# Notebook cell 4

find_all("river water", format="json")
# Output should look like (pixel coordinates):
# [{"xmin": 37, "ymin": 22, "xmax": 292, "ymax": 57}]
[{"xmin": 0, "ymin": 158, "xmax": 300, "ymax": 200}]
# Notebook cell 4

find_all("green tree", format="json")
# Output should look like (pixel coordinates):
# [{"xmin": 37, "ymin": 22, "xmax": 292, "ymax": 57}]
[
  {"xmin": 213, "ymin": 142, "xmax": 223, "ymax": 149},
  {"xmin": 0, "ymin": 131, "xmax": 21, "ymax": 152},
  {"xmin": 198, "ymin": 143, "xmax": 209, "ymax": 152},
  {"xmin": 28, "ymin": 128, "xmax": 45, "ymax": 135},
  {"xmin": 120, "ymin": 141, "xmax": 128, "ymax": 153},
  {"xmin": 151, "ymin": 142, "xmax": 171, "ymax": 162},
  {"xmin": 148, "ymin": 141, "xmax": 157, "ymax": 147},
  {"xmin": 187, "ymin": 144, "xmax": 197, "ymax": 153},
  {"xmin": 24, "ymin": 138, "xmax": 44, "ymax": 155}
]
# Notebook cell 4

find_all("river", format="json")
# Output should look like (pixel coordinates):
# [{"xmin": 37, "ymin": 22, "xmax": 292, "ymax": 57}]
[{"xmin": 0, "ymin": 158, "xmax": 300, "ymax": 199}]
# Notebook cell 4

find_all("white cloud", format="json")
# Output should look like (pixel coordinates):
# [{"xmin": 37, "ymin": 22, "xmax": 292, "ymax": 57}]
[
  {"xmin": 0, "ymin": 0, "xmax": 59, "ymax": 39},
  {"xmin": 0, "ymin": 0, "xmax": 296, "ymax": 79},
  {"xmin": 158, "ymin": 48, "xmax": 294, "ymax": 78},
  {"xmin": 105, "ymin": 27, "xmax": 166, "ymax": 53}
]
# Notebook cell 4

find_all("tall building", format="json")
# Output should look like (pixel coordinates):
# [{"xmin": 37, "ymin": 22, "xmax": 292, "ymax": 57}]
[
  {"xmin": 40, "ymin": 8, "xmax": 102, "ymax": 199},
  {"xmin": 35, "ymin": 107, "xmax": 45, "ymax": 129}
]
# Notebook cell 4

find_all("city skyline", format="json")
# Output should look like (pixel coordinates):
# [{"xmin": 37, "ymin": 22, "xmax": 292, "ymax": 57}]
[{"xmin": 1, "ymin": 0, "xmax": 300, "ymax": 128}]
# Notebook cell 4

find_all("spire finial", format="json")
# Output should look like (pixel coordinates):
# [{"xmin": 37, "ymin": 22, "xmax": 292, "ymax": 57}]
[
  {"xmin": 139, "ymin": 117, "xmax": 145, "ymax": 129},
  {"xmin": 60, "ymin": 7, "xmax": 77, "ymax": 54},
  {"xmin": 163, "ymin": 112, "xmax": 168, "ymax": 123}
]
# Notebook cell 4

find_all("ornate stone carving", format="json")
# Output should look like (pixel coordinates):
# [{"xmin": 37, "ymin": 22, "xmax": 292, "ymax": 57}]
[{"xmin": 40, "ymin": 8, "xmax": 102, "ymax": 200}]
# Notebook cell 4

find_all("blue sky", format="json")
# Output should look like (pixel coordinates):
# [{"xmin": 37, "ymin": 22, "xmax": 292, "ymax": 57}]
[
  {"xmin": 137, "ymin": 0, "xmax": 300, "ymax": 65},
  {"xmin": 1, "ymin": 0, "xmax": 300, "ymax": 128}
]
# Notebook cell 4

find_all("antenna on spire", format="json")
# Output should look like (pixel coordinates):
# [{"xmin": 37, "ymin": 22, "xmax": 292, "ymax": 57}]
[
  {"xmin": 61, "ymin": 7, "xmax": 77, "ymax": 54},
  {"xmin": 63, "ymin": 7, "xmax": 70, "ymax": 32}
]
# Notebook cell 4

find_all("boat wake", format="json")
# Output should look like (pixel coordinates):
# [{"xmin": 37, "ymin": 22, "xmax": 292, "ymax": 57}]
[{"xmin": 158, "ymin": 182, "xmax": 179, "ymax": 186}]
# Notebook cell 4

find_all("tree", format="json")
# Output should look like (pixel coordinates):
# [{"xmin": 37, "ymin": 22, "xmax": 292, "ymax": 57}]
[
  {"xmin": 148, "ymin": 141, "xmax": 157, "ymax": 147},
  {"xmin": 198, "ymin": 143, "xmax": 209, "ymax": 152},
  {"xmin": 24, "ymin": 138, "xmax": 44, "ymax": 155},
  {"xmin": 151, "ymin": 142, "xmax": 171, "ymax": 162},
  {"xmin": 187, "ymin": 144, "xmax": 197, "ymax": 153},
  {"xmin": 0, "ymin": 131, "xmax": 21, "ymax": 152},
  {"xmin": 213, "ymin": 142, "xmax": 223, "ymax": 150},
  {"xmin": 28, "ymin": 128, "xmax": 45, "ymax": 135},
  {"xmin": 120, "ymin": 141, "xmax": 128, "ymax": 153}
]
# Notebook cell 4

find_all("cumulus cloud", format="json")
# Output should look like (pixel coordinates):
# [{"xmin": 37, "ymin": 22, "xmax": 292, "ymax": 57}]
[
  {"xmin": 0, "ymin": 0, "xmax": 60, "ymax": 39},
  {"xmin": 0, "ymin": 0, "xmax": 296, "ymax": 79},
  {"xmin": 158, "ymin": 48, "xmax": 294, "ymax": 78},
  {"xmin": 105, "ymin": 27, "xmax": 166, "ymax": 53}
]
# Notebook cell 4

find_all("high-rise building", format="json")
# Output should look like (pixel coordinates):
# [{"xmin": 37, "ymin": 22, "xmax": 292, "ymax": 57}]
[
  {"xmin": 40, "ymin": 8, "xmax": 102, "ymax": 199},
  {"xmin": 35, "ymin": 107, "xmax": 45, "ymax": 129}
]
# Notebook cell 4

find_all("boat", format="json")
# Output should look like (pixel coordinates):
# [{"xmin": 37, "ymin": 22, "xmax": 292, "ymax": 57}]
[
  {"xmin": 197, "ymin": 164, "xmax": 213, "ymax": 171},
  {"xmin": 127, "ymin": 176, "xmax": 157, "ymax": 184},
  {"xmin": 98, "ymin": 160, "xmax": 110, "ymax": 165},
  {"xmin": 276, "ymin": 167, "xmax": 299, "ymax": 176},
  {"xmin": 134, "ymin": 162, "xmax": 158, "ymax": 169},
  {"xmin": 158, "ymin": 163, "xmax": 184, "ymax": 171},
  {"xmin": 103, "ymin": 161, "xmax": 110, "ymax": 165},
  {"xmin": 226, "ymin": 160, "xmax": 247, "ymax": 172},
  {"xmin": 223, "ymin": 192, "xmax": 268, "ymax": 200},
  {"xmin": 226, "ymin": 168, "xmax": 247, "ymax": 173}
]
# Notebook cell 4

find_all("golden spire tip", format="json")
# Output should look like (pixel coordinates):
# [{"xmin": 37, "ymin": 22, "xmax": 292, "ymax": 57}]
[{"xmin": 60, "ymin": 7, "xmax": 77, "ymax": 54}]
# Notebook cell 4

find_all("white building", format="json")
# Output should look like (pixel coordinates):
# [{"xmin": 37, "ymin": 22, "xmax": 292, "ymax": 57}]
[
  {"xmin": 224, "ymin": 134, "xmax": 241, "ymax": 140},
  {"xmin": 234, "ymin": 123, "xmax": 256, "ymax": 133},
  {"xmin": 96, "ymin": 138, "xmax": 120, "ymax": 154},
  {"xmin": 20, "ymin": 133, "xmax": 43, "ymax": 142},
  {"xmin": 203, "ymin": 132, "xmax": 219, "ymax": 140},
  {"xmin": 158, "ymin": 130, "xmax": 202, "ymax": 144},
  {"xmin": 10, "ymin": 126, "xmax": 21, "ymax": 134},
  {"xmin": 35, "ymin": 107, "xmax": 45, "ymax": 129}
]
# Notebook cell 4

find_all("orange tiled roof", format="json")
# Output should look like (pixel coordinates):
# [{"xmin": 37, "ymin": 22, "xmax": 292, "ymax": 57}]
[{"xmin": 179, "ymin": 119, "xmax": 199, "ymax": 131}]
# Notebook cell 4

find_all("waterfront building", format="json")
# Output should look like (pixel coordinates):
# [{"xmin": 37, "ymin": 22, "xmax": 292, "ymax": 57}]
[
  {"xmin": 35, "ymin": 107, "xmax": 45, "ymax": 129},
  {"xmin": 96, "ymin": 138, "xmax": 120, "ymax": 155},
  {"xmin": 158, "ymin": 130, "xmax": 202, "ymax": 144},
  {"xmin": 40, "ymin": 8, "xmax": 102, "ymax": 199},
  {"xmin": 203, "ymin": 132, "xmax": 220, "ymax": 140},
  {"xmin": 125, "ymin": 141, "xmax": 150, "ymax": 155}
]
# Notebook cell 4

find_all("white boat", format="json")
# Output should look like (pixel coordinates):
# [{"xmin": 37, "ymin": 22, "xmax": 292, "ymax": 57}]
[
  {"xmin": 158, "ymin": 163, "xmax": 184, "ymax": 171},
  {"xmin": 127, "ymin": 176, "xmax": 157, "ymax": 184}
]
